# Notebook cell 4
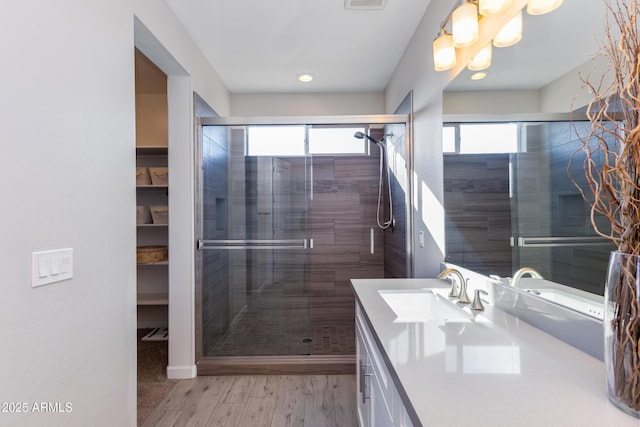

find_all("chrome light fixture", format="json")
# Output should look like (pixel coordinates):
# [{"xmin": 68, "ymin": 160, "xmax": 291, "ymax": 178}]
[
  {"xmin": 452, "ymin": 0, "xmax": 479, "ymax": 48},
  {"xmin": 493, "ymin": 10, "xmax": 522, "ymax": 47},
  {"xmin": 527, "ymin": 0, "xmax": 563, "ymax": 15},
  {"xmin": 467, "ymin": 43, "xmax": 492, "ymax": 70},
  {"xmin": 432, "ymin": 0, "xmax": 562, "ymax": 72},
  {"xmin": 479, "ymin": 0, "xmax": 512, "ymax": 16},
  {"xmin": 433, "ymin": 30, "xmax": 457, "ymax": 71}
]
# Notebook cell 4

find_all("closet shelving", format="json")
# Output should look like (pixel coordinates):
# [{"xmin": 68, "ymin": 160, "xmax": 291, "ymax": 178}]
[{"xmin": 136, "ymin": 146, "xmax": 169, "ymax": 326}]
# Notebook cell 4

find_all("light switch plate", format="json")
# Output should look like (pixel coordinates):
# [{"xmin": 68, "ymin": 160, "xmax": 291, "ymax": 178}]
[{"xmin": 32, "ymin": 248, "xmax": 73, "ymax": 288}]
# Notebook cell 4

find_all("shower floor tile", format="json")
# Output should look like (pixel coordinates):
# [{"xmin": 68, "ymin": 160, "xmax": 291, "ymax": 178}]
[{"xmin": 208, "ymin": 311, "xmax": 355, "ymax": 357}]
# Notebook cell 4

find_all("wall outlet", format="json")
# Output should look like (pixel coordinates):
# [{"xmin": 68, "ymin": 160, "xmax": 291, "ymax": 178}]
[{"xmin": 32, "ymin": 248, "xmax": 73, "ymax": 288}]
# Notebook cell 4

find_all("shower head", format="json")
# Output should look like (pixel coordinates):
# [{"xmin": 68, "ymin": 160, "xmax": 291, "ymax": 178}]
[
  {"xmin": 353, "ymin": 131, "xmax": 380, "ymax": 145},
  {"xmin": 379, "ymin": 133, "xmax": 394, "ymax": 143}
]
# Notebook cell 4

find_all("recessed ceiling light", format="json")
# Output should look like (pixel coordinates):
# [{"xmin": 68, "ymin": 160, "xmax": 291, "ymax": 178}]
[
  {"xmin": 344, "ymin": 0, "xmax": 387, "ymax": 10},
  {"xmin": 297, "ymin": 73, "xmax": 314, "ymax": 83},
  {"xmin": 471, "ymin": 71, "xmax": 488, "ymax": 80}
]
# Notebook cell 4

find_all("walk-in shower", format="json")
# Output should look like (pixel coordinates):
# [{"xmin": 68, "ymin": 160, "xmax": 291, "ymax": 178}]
[{"xmin": 194, "ymin": 115, "xmax": 411, "ymax": 374}]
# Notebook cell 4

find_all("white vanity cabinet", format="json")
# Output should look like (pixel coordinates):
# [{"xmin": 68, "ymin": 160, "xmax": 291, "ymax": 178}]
[{"xmin": 356, "ymin": 304, "xmax": 414, "ymax": 427}]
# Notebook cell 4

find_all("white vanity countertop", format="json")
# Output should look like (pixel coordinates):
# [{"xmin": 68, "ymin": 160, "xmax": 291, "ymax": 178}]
[{"xmin": 351, "ymin": 278, "xmax": 638, "ymax": 427}]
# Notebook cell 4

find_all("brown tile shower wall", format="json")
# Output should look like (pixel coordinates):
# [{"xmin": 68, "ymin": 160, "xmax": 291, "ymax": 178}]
[
  {"xmin": 516, "ymin": 122, "xmax": 613, "ymax": 294},
  {"xmin": 443, "ymin": 154, "xmax": 512, "ymax": 277},
  {"xmin": 547, "ymin": 121, "xmax": 612, "ymax": 293},
  {"xmin": 307, "ymin": 153, "xmax": 384, "ymax": 320}
]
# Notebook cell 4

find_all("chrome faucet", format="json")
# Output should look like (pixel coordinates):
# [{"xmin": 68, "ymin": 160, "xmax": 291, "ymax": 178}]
[
  {"xmin": 437, "ymin": 268, "xmax": 470, "ymax": 303},
  {"xmin": 511, "ymin": 267, "xmax": 543, "ymax": 288}
]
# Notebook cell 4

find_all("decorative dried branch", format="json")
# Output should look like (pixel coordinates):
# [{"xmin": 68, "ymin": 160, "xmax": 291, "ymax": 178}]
[{"xmin": 569, "ymin": 0, "xmax": 640, "ymax": 413}]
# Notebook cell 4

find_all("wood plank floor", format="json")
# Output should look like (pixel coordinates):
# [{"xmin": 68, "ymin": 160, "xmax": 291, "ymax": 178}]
[{"xmin": 142, "ymin": 374, "xmax": 358, "ymax": 427}]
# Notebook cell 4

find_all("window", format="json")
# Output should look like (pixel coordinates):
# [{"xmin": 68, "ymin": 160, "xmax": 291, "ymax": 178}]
[
  {"xmin": 308, "ymin": 126, "xmax": 366, "ymax": 155},
  {"xmin": 246, "ymin": 125, "xmax": 368, "ymax": 156},
  {"xmin": 443, "ymin": 123, "xmax": 519, "ymax": 154},
  {"xmin": 443, "ymin": 126, "xmax": 456, "ymax": 153},
  {"xmin": 246, "ymin": 126, "xmax": 305, "ymax": 156}
]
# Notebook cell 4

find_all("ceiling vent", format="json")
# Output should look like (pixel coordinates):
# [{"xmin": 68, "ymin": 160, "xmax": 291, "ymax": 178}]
[{"xmin": 344, "ymin": 0, "xmax": 387, "ymax": 10}]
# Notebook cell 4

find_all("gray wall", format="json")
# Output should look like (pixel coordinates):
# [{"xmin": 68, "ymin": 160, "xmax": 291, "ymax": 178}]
[{"xmin": 384, "ymin": 123, "xmax": 410, "ymax": 278}]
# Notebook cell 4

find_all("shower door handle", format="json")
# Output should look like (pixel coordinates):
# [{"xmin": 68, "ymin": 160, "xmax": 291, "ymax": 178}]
[{"xmin": 197, "ymin": 239, "xmax": 312, "ymax": 250}]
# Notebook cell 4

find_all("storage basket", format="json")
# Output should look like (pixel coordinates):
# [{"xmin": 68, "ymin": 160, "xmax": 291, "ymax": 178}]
[
  {"xmin": 149, "ymin": 167, "xmax": 168, "ymax": 186},
  {"xmin": 136, "ymin": 206, "xmax": 152, "ymax": 224},
  {"xmin": 136, "ymin": 167, "xmax": 151, "ymax": 185},
  {"xmin": 150, "ymin": 205, "xmax": 168, "ymax": 225},
  {"xmin": 136, "ymin": 245, "xmax": 168, "ymax": 264}
]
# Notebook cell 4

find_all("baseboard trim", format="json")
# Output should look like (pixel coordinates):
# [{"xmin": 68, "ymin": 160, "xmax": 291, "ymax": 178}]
[
  {"xmin": 197, "ymin": 355, "xmax": 356, "ymax": 375},
  {"xmin": 166, "ymin": 364, "xmax": 197, "ymax": 379}
]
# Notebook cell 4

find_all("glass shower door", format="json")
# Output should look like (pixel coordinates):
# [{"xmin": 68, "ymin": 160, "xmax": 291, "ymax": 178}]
[
  {"xmin": 510, "ymin": 121, "xmax": 614, "ymax": 294},
  {"xmin": 198, "ymin": 125, "xmax": 313, "ymax": 357}
]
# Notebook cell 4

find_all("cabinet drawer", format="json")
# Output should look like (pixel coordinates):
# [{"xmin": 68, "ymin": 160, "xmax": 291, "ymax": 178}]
[
  {"xmin": 356, "ymin": 305, "xmax": 394, "ymax": 424},
  {"xmin": 372, "ymin": 371, "xmax": 393, "ymax": 427}
]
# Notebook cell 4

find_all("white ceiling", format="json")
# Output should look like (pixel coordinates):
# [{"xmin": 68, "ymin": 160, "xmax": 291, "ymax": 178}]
[
  {"xmin": 165, "ymin": 0, "xmax": 607, "ymax": 94},
  {"xmin": 166, "ymin": 0, "xmax": 432, "ymax": 93}
]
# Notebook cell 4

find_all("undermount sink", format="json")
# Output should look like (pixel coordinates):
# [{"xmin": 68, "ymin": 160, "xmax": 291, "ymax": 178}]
[
  {"xmin": 378, "ymin": 288, "xmax": 474, "ymax": 323},
  {"xmin": 524, "ymin": 288, "xmax": 604, "ymax": 320}
]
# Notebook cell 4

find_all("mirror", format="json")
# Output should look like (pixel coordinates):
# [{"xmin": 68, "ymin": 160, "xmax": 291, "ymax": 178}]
[{"xmin": 442, "ymin": 2, "xmax": 612, "ymax": 296}]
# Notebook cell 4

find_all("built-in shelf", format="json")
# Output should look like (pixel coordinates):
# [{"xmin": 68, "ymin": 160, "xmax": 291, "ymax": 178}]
[
  {"xmin": 137, "ymin": 260, "xmax": 168, "ymax": 266},
  {"xmin": 136, "ymin": 145, "xmax": 169, "ymax": 328},
  {"xmin": 136, "ymin": 146, "xmax": 168, "ymax": 155},
  {"xmin": 137, "ymin": 293, "xmax": 169, "ymax": 306},
  {"xmin": 136, "ymin": 185, "xmax": 168, "ymax": 189}
]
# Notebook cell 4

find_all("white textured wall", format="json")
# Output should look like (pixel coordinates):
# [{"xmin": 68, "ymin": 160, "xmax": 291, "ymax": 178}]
[
  {"xmin": 443, "ymin": 90, "xmax": 541, "ymax": 115},
  {"xmin": 134, "ymin": 0, "xmax": 231, "ymax": 117},
  {"xmin": 231, "ymin": 92, "xmax": 384, "ymax": 116},
  {"xmin": 540, "ymin": 56, "xmax": 610, "ymax": 113},
  {"xmin": 0, "ymin": 1, "xmax": 136, "ymax": 426}
]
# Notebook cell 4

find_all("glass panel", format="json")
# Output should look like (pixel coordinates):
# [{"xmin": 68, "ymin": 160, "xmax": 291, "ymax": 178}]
[
  {"xmin": 201, "ymin": 125, "xmax": 312, "ymax": 356},
  {"xmin": 199, "ymin": 122, "xmax": 408, "ymax": 359},
  {"xmin": 511, "ymin": 121, "xmax": 614, "ymax": 294}
]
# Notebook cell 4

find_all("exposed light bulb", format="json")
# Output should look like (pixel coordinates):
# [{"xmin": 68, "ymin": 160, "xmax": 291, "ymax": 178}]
[
  {"xmin": 479, "ymin": 0, "xmax": 512, "ymax": 16},
  {"xmin": 433, "ymin": 32, "xmax": 457, "ymax": 71},
  {"xmin": 527, "ymin": 0, "xmax": 563, "ymax": 15},
  {"xmin": 493, "ymin": 10, "xmax": 522, "ymax": 47},
  {"xmin": 452, "ymin": 2, "xmax": 479, "ymax": 48},
  {"xmin": 468, "ymin": 43, "xmax": 492, "ymax": 71}
]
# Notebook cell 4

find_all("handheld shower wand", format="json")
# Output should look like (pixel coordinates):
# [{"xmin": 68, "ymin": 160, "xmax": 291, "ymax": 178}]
[
  {"xmin": 353, "ymin": 131, "xmax": 394, "ymax": 230},
  {"xmin": 353, "ymin": 131, "xmax": 379, "ymax": 145}
]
